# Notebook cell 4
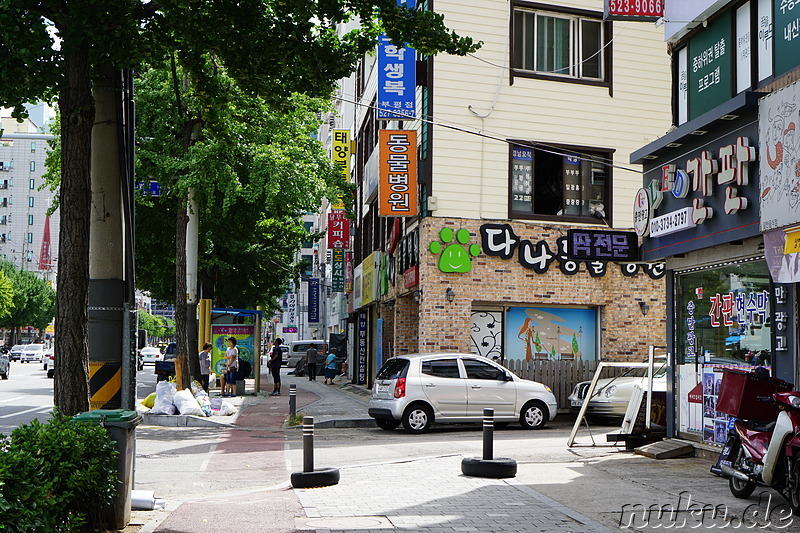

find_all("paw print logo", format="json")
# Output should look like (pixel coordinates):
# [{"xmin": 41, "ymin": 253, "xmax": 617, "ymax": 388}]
[{"xmin": 429, "ymin": 227, "xmax": 480, "ymax": 273}]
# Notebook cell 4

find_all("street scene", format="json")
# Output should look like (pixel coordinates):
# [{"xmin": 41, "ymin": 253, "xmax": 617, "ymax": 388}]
[{"xmin": 3, "ymin": 0, "xmax": 800, "ymax": 531}]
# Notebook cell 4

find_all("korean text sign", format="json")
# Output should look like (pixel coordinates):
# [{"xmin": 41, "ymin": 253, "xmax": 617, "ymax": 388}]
[
  {"xmin": 377, "ymin": 34, "xmax": 416, "ymax": 119},
  {"xmin": 327, "ymin": 210, "xmax": 350, "ymax": 248},
  {"xmin": 331, "ymin": 129, "xmax": 350, "ymax": 209},
  {"xmin": 566, "ymin": 229, "xmax": 639, "ymax": 262},
  {"xmin": 308, "ymin": 278, "xmax": 320, "ymax": 323},
  {"xmin": 379, "ymin": 130, "xmax": 418, "ymax": 216}
]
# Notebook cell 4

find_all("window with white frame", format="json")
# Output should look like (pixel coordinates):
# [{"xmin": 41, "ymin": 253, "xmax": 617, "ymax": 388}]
[
  {"xmin": 512, "ymin": 2, "xmax": 607, "ymax": 83},
  {"xmin": 29, "ymin": 161, "xmax": 35, "ymax": 172},
  {"xmin": 28, "ymin": 197, "xmax": 34, "ymax": 208},
  {"xmin": 27, "ymin": 233, "xmax": 33, "ymax": 244},
  {"xmin": 28, "ymin": 214, "xmax": 33, "ymax": 225},
  {"xmin": 29, "ymin": 178, "xmax": 34, "ymax": 189}
]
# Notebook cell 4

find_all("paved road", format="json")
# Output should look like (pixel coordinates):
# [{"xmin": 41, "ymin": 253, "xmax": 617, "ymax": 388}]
[{"xmin": 0, "ymin": 358, "xmax": 54, "ymax": 434}]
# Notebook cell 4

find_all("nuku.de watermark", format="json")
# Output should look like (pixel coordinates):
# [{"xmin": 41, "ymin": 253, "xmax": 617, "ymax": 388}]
[{"xmin": 618, "ymin": 490, "xmax": 795, "ymax": 529}]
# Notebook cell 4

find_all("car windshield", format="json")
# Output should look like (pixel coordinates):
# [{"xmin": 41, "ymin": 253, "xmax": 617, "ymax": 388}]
[
  {"xmin": 27, "ymin": 345, "xmax": 43, "ymax": 351},
  {"xmin": 12, "ymin": 345, "xmax": 24, "ymax": 350},
  {"xmin": 623, "ymin": 361, "xmax": 667, "ymax": 378},
  {"xmin": 376, "ymin": 358, "xmax": 409, "ymax": 380}
]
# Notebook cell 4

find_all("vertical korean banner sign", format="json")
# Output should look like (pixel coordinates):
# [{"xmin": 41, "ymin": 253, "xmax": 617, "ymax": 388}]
[
  {"xmin": 308, "ymin": 278, "xmax": 320, "ymax": 323},
  {"xmin": 377, "ymin": 0, "xmax": 416, "ymax": 120},
  {"xmin": 379, "ymin": 130, "xmax": 418, "ymax": 216},
  {"xmin": 211, "ymin": 325, "xmax": 255, "ymax": 377},
  {"xmin": 331, "ymin": 130, "xmax": 350, "ymax": 209},
  {"xmin": 376, "ymin": 318, "xmax": 384, "ymax": 372},
  {"xmin": 332, "ymin": 248, "xmax": 346, "ymax": 292},
  {"xmin": 286, "ymin": 293, "xmax": 297, "ymax": 326},
  {"xmin": 357, "ymin": 311, "xmax": 368, "ymax": 385},
  {"xmin": 327, "ymin": 210, "xmax": 350, "ymax": 248}
]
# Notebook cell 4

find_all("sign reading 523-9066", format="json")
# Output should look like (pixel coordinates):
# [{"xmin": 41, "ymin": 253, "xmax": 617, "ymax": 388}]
[
  {"xmin": 605, "ymin": 0, "xmax": 663, "ymax": 20},
  {"xmin": 649, "ymin": 207, "xmax": 696, "ymax": 238}
]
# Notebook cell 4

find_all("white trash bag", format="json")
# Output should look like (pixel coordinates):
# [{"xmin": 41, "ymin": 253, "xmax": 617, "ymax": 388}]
[
  {"xmin": 173, "ymin": 388, "xmax": 206, "ymax": 416},
  {"xmin": 151, "ymin": 380, "xmax": 177, "ymax": 415}
]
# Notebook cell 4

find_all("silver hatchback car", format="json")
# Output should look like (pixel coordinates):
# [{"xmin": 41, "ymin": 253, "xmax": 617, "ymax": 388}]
[{"xmin": 368, "ymin": 353, "xmax": 558, "ymax": 433}]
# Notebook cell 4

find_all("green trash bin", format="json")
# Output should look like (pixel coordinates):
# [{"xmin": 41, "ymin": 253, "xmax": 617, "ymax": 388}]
[{"xmin": 73, "ymin": 409, "xmax": 142, "ymax": 530}]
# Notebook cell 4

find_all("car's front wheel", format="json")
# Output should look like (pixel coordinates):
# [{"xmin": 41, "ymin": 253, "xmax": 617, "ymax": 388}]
[
  {"xmin": 402, "ymin": 404, "xmax": 433, "ymax": 433},
  {"xmin": 375, "ymin": 418, "xmax": 401, "ymax": 430},
  {"xmin": 519, "ymin": 401, "xmax": 547, "ymax": 429}
]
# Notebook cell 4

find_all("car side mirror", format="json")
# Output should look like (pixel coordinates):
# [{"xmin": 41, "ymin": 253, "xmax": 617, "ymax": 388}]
[{"xmin": 498, "ymin": 372, "xmax": 512, "ymax": 381}]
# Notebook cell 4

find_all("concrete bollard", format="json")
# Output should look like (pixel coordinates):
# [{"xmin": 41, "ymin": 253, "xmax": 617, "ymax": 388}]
[
  {"xmin": 461, "ymin": 407, "xmax": 517, "ymax": 479},
  {"xmin": 289, "ymin": 384, "xmax": 297, "ymax": 418},
  {"xmin": 290, "ymin": 416, "xmax": 340, "ymax": 488}
]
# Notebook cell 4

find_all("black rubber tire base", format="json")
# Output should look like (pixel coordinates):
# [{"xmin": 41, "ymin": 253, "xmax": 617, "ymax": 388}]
[
  {"xmin": 291, "ymin": 467, "xmax": 341, "ymax": 488},
  {"xmin": 461, "ymin": 457, "xmax": 517, "ymax": 479}
]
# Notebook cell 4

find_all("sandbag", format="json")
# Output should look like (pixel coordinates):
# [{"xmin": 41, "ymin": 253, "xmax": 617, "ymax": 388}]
[
  {"xmin": 151, "ymin": 380, "xmax": 177, "ymax": 415},
  {"xmin": 174, "ymin": 388, "xmax": 206, "ymax": 416}
]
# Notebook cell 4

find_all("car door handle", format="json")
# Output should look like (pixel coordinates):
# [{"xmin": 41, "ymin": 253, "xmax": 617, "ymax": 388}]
[
  {"xmin": 471, "ymin": 385, "xmax": 481, "ymax": 389},
  {"xmin": 425, "ymin": 383, "xmax": 436, "ymax": 387}
]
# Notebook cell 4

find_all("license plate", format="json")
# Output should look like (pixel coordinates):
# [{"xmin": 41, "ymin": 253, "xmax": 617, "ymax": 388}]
[
  {"xmin": 570, "ymin": 400, "xmax": 582, "ymax": 408},
  {"xmin": 377, "ymin": 384, "xmax": 390, "ymax": 394}
]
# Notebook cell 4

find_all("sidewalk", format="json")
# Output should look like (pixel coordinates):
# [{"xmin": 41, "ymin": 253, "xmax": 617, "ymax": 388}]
[{"xmin": 130, "ymin": 370, "xmax": 795, "ymax": 532}]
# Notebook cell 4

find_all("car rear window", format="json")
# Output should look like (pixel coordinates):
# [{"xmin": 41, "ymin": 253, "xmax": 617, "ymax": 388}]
[
  {"xmin": 421, "ymin": 359, "xmax": 460, "ymax": 378},
  {"xmin": 376, "ymin": 358, "xmax": 409, "ymax": 380}
]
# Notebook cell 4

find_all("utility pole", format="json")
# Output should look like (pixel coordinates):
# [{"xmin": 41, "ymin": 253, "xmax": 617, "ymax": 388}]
[
  {"xmin": 186, "ymin": 188, "xmax": 199, "ymax": 380},
  {"xmin": 88, "ymin": 66, "xmax": 136, "ymax": 410}
]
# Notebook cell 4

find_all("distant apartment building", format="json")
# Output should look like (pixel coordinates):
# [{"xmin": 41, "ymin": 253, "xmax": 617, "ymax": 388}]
[{"xmin": 0, "ymin": 112, "xmax": 59, "ymax": 281}]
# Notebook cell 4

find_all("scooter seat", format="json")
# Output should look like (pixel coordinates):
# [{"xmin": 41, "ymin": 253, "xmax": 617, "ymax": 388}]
[{"xmin": 746, "ymin": 420, "xmax": 776, "ymax": 432}]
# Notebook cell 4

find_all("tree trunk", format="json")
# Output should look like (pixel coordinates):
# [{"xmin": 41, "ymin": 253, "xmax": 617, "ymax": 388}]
[
  {"xmin": 54, "ymin": 40, "xmax": 94, "ymax": 416},
  {"xmin": 175, "ymin": 198, "xmax": 190, "ymax": 389}
]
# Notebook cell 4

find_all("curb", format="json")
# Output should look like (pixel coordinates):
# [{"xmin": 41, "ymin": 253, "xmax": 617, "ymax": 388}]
[
  {"xmin": 141, "ymin": 413, "xmax": 235, "ymax": 428},
  {"xmin": 286, "ymin": 418, "xmax": 376, "ymax": 429}
]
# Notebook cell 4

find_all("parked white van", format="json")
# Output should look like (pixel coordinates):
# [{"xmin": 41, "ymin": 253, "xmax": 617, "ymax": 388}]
[{"xmin": 286, "ymin": 340, "xmax": 328, "ymax": 369}]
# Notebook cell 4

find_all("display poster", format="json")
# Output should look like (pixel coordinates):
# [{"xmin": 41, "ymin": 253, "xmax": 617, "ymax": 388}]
[
  {"xmin": 764, "ymin": 229, "xmax": 800, "ymax": 282},
  {"xmin": 308, "ymin": 278, "xmax": 320, "ymax": 323},
  {"xmin": 345, "ymin": 251, "xmax": 354, "ymax": 293},
  {"xmin": 378, "ymin": 130, "xmax": 418, "ymax": 216},
  {"xmin": 702, "ymin": 369, "xmax": 731, "ymax": 444},
  {"xmin": 510, "ymin": 147, "xmax": 533, "ymax": 213},
  {"xmin": 760, "ymin": 81, "xmax": 800, "ymax": 231},
  {"xmin": 211, "ymin": 325, "xmax": 255, "ymax": 377},
  {"xmin": 357, "ymin": 311, "xmax": 368, "ymax": 385},
  {"xmin": 504, "ymin": 307, "xmax": 597, "ymax": 362},
  {"xmin": 332, "ymin": 248, "xmax": 346, "ymax": 292}
]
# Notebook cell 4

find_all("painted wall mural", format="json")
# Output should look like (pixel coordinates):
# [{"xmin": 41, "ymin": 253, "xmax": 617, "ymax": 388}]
[
  {"xmin": 470, "ymin": 311, "xmax": 503, "ymax": 361},
  {"xmin": 504, "ymin": 307, "xmax": 598, "ymax": 362}
]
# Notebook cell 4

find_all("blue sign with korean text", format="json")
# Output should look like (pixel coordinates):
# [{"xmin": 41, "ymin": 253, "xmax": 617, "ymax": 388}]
[
  {"xmin": 308, "ymin": 278, "xmax": 320, "ymax": 323},
  {"xmin": 376, "ymin": 318, "xmax": 383, "ymax": 372},
  {"xmin": 377, "ymin": 33, "xmax": 416, "ymax": 119}
]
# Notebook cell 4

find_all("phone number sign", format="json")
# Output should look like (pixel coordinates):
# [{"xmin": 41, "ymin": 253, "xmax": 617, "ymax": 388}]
[{"xmin": 604, "ymin": 0, "xmax": 663, "ymax": 21}]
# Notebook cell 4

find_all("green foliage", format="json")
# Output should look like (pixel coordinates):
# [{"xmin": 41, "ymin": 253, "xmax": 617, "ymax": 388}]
[
  {"xmin": 138, "ymin": 310, "xmax": 175, "ymax": 340},
  {"xmin": 0, "ymin": 414, "xmax": 118, "ymax": 532},
  {"xmin": 0, "ymin": 261, "xmax": 55, "ymax": 330},
  {"xmin": 287, "ymin": 411, "xmax": 305, "ymax": 426},
  {"xmin": 134, "ymin": 60, "xmax": 340, "ymax": 308},
  {"xmin": 0, "ymin": 270, "xmax": 14, "ymax": 320}
]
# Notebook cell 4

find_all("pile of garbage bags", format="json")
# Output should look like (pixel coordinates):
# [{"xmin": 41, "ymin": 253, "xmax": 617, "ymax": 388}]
[{"xmin": 139, "ymin": 380, "xmax": 237, "ymax": 417}]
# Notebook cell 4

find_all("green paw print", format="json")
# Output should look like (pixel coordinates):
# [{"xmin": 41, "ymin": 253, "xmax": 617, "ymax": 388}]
[{"xmin": 429, "ymin": 228, "xmax": 480, "ymax": 273}]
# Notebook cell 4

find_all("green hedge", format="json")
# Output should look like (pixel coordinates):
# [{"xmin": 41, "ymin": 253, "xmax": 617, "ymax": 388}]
[{"xmin": 0, "ymin": 413, "xmax": 118, "ymax": 532}]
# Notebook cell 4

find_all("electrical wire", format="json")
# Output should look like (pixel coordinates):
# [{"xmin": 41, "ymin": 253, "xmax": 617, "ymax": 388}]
[{"xmin": 333, "ymin": 93, "xmax": 646, "ymax": 175}]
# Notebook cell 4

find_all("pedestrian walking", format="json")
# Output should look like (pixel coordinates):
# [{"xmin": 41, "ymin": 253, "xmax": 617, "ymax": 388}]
[
  {"xmin": 305, "ymin": 345, "xmax": 319, "ymax": 381},
  {"xmin": 269, "ymin": 338, "xmax": 283, "ymax": 396},
  {"xmin": 198, "ymin": 342, "xmax": 212, "ymax": 392},
  {"xmin": 223, "ymin": 337, "xmax": 239, "ymax": 397},
  {"xmin": 323, "ymin": 351, "xmax": 337, "ymax": 385}
]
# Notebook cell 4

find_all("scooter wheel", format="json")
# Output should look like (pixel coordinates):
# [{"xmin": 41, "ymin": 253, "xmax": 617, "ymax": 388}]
[{"xmin": 729, "ymin": 475, "xmax": 756, "ymax": 499}]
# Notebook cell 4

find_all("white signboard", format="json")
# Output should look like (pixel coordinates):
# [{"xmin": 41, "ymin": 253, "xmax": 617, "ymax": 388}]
[
  {"xmin": 760, "ymin": 81, "xmax": 800, "ymax": 231},
  {"xmin": 757, "ymin": 0, "xmax": 773, "ymax": 82},
  {"xmin": 736, "ymin": 3, "xmax": 751, "ymax": 93},
  {"xmin": 649, "ymin": 207, "xmax": 697, "ymax": 237}
]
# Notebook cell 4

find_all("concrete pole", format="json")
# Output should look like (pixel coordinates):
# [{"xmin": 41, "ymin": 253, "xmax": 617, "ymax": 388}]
[
  {"xmin": 88, "ymin": 65, "xmax": 128, "ymax": 409},
  {"xmin": 186, "ymin": 189, "xmax": 199, "ymax": 380},
  {"xmin": 255, "ymin": 305, "xmax": 263, "ymax": 393}
]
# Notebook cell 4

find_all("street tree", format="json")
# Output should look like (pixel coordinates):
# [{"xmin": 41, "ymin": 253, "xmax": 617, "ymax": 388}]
[
  {"xmin": 0, "ymin": 1, "xmax": 478, "ymax": 415},
  {"xmin": 0, "ymin": 261, "xmax": 56, "ymax": 343}
]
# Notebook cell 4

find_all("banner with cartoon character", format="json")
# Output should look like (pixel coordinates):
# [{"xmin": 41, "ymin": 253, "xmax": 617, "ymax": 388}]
[
  {"xmin": 760, "ymin": 80, "xmax": 800, "ymax": 231},
  {"xmin": 211, "ymin": 325, "xmax": 255, "ymax": 377}
]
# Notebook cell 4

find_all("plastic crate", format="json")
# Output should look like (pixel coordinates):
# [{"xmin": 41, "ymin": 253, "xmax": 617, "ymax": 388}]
[{"xmin": 716, "ymin": 369, "xmax": 793, "ymax": 421}]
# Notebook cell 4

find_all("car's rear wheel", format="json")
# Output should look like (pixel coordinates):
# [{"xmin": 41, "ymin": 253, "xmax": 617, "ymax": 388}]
[
  {"xmin": 402, "ymin": 404, "xmax": 433, "ymax": 433},
  {"xmin": 519, "ymin": 401, "xmax": 547, "ymax": 429},
  {"xmin": 47, "ymin": 369, "xmax": 54, "ymax": 379},
  {"xmin": 375, "ymin": 418, "xmax": 401, "ymax": 430},
  {"xmin": 1, "ymin": 371, "xmax": 7, "ymax": 380}
]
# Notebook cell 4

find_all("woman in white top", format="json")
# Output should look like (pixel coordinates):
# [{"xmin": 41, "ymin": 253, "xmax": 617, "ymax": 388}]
[{"xmin": 223, "ymin": 337, "xmax": 239, "ymax": 397}]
